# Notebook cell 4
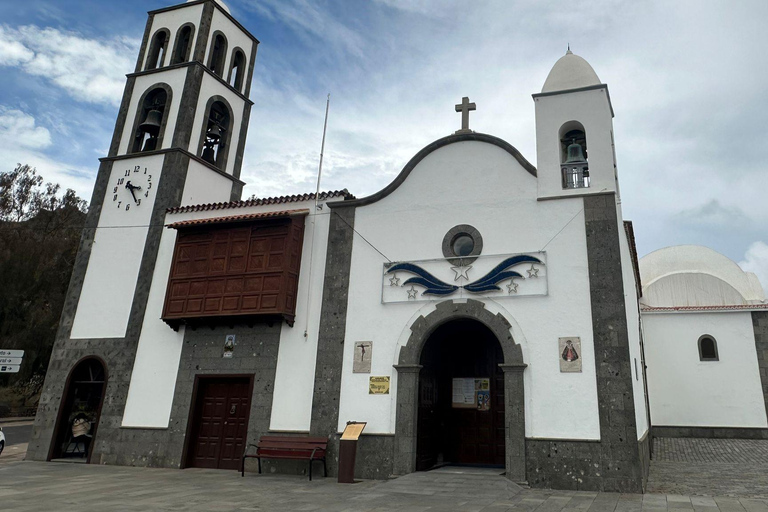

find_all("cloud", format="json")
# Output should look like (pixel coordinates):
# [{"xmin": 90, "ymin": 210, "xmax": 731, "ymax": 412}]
[
  {"xmin": 677, "ymin": 199, "xmax": 751, "ymax": 229},
  {"xmin": 739, "ymin": 241, "xmax": 768, "ymax": 298},
  {"xmin": 0, "ymin": 107, "xmax": 52, "ymax": 149},
  {"xmin": 0, "ymin": 106, "xmax": 92, "ymax": 198},
  {"xmin": 0, "ymin": 24, "xmax": 137, "ymax": 106}
]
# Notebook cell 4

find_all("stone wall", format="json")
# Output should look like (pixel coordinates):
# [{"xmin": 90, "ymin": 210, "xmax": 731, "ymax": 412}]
[{"xmin": 753, "ymin": 311, "xmax": 768, "ymax": 422}]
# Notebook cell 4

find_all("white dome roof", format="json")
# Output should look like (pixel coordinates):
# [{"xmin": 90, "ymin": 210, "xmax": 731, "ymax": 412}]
[
  {"xmin": 541, "ymin": 50, "xmax": 601, "ymax": 93},
  {"xmin": 639, "ymin": 245, "xmax": 766, "ymax": 307},
  {"xmin": 187, "ymin": 0, "xmax": 230, "ymax": 14}
]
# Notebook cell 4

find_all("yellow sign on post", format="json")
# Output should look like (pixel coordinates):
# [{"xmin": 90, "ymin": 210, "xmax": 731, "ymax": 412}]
[
  {"xmin": 341, "ymin": 421, "xmax": 367, "ymax": 441},
  {"xmin": 369, "ymin": 376, "xmax": 390, "ymax": 394}
]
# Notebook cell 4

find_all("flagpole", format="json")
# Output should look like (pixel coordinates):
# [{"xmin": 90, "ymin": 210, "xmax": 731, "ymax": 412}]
[{"xmin": 304, "ymin": 93, "xmax": 331, "ymax": 339}]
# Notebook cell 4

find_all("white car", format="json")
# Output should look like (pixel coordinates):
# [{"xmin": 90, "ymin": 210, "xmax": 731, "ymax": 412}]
[{"xmin": 0, "ymin": 427, "xmax": 5, "ymax": 456}]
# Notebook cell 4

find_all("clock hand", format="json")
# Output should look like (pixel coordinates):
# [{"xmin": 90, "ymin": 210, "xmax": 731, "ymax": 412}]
[{"xmin": 125, "ymin": 181, "xmax": 139, "ymax": 204}]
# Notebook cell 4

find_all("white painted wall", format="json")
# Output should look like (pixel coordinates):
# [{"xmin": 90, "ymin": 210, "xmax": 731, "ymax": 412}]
[
  {"xmin": 71, "ymin": 154, "xmax": 165, "ymax": 339},
  {"xmin": 643, "ymin": 311, "xmax": 767, "ymax": 428},
  {"xmin": 144, "ymin": 3, "xmax": 204, "ymax": 71},
  {"xmin": 337, "ymin": 141, "xmax": 602, "ymax": 439},
  {"xmin": 616, "ymin": 203, "xmax": 649, "ymax": 439},
  {"xmin": 270, "ymin": 200, "xmax": 338, "ymax": 431},
  {"xmin": 534, "ymin": 87, "xmax": 616, "ymax": 200},
  {"xmin": 122, "ymin": 160, "xmax": 234, "ymax": 427},
  {"xmin": 204, "ymin": 8, "xmax": 254, "ymax": 86},
  {"xmin": 118, "ymin": 68, "xmax": 188, "ymax": 156},
  {"xmin": 188, "ymin": 72, "xmax": 246, "ymax": 176}
]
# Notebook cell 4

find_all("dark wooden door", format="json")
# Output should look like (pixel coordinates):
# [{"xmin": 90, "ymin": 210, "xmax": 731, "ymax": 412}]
[
  {"xmin": 417, "ymin": 320, "xmax": 505, "ymax": 469},
  {"xmin": 189, "ymin": 377, "xmax": 251, "ymax": 470}
]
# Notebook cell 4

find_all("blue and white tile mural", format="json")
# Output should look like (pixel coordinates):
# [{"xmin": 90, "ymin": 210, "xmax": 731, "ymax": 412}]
[{"xmin": 381, "ymin": 252, "xmax": 547, "ymax": 303}]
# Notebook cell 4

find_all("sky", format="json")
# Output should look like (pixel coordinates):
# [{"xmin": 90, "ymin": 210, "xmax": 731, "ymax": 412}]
[{"xmin": 1, "ymin": 0, "xmax": 766, "ymax": 292}]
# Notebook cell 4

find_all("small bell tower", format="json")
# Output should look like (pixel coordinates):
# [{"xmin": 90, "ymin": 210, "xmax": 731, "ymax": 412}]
[
  {"xmin": 68, "ymin": 0, "xmax": 259, "ymax": 340},
  {"xmin": 533, "ymin": 50, "xmax": 618, "ymax": 200}
]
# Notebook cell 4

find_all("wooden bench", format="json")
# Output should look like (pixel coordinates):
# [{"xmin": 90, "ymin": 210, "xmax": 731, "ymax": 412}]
[{"xmin": 241, "ymin": 436, "xmax": 328, "ymax": 480}]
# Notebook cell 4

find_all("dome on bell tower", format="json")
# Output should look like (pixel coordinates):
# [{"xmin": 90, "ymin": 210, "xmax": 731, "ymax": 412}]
[{"xmin": 541, "ymin": 50, "xmax": 601, "ymax": 93}]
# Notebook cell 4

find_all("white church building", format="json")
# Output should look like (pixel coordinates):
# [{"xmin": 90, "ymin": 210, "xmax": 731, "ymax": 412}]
[{"xmin": 27, "ymin": 0, "xmax": 768, "ymax": 494}]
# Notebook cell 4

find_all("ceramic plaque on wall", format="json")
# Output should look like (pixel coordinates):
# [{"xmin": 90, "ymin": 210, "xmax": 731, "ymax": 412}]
[
  {"xmin": 559, "ymin": 337, "xmax": 581, "ymax": 373},
  {"xmin": 353, "ymin": 341, "xmax": 372, "ymax": 373}
]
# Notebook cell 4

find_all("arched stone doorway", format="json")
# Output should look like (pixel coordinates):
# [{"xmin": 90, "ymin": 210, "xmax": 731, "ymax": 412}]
[
  {"xmin": 49, "ymin": 357, "xmax": 107, "ymax": 462},
  {"xmin": 394, "ymin": 299, "xmax": 526, "ymax": 481},
  {"xmin": 416, "ymin": 319, "xmax": 505, "ymax": 469}
]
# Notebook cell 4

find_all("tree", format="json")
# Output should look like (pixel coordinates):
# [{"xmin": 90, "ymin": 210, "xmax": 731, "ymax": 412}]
[{"xmin": 0, "ymin": 164, "xmax": 88, "ymax": 414}]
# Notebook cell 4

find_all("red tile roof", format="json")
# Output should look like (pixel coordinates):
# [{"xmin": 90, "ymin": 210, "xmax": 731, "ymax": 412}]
[
  {"xmin": 167, "ymin": 189, "xmax": 354, "ymax": 214},
  {"xmin": 166, "ymin": 209, "xmax": 309, "ymax": 229},
  {"xmin": 641, "ymin": 304, "xmax": 768, "ymax": 312}
]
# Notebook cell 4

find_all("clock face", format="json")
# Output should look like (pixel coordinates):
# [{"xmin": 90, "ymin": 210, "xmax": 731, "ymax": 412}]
[{"xmin": 111, "ymin": 164, "xmax": 154, "ymax": 211}]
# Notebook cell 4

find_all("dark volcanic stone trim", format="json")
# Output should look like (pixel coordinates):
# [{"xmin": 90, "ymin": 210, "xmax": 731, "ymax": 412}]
[
  {"xmin": 584, "ymin": 193, "xmax": 644, "ymax": 493},
  {"xmin": 244, "ymin": 39, "xmax": 259, "ymax": 99},
  {"xmin": 192, "ymin": 2, "xmax": 214, "ymax": 63},
  {"xmin": 652, "ymin": 426, "xmax": 768, "ymax": 440},
  {"xmin": 309, "ymin": 206, "xmax": 356, "ymax": 475},
  {"xmin": 172, "ymin": 65, "xmax": 205, "ymax": 149},
  {"xmin": 230, "ymin": 181, "xmax": 243, "ymax": 202},
  {"xmin": 638, "ymin": 430, "xmax": 651, "ymax": 490},
  {"xmin": 526, "ymin": 439, "xmax": 602, "ymax": 490},
  {"xmin": 135, "ymin": 15, "xmax": 154, "ymax": 73},
  {"xmin": 331, "ymin": 133, "xmax": 536, "ymax": 209},
  {"xmin": 753, "ymin": 312, "xmax": 768, "ymax": 421},
  {"xmin": 108, "ymin": 77, "xmax": 137, "ymax": 157},
  {"xmin": 393, "ymin": 299, "xmax": 526, "ymax": 482},
  {"xmin": 233, "ymin": 100, "xmax": 251, "ymax": 180}
]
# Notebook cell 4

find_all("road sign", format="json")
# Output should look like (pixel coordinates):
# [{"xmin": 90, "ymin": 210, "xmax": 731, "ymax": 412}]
[
  {"xmin": 0, "ymin": 349, "xmax": 24, "ymax": 358},
  {"xmin": 0, "ymin": 365, "xmax": 20, "ymax": 373},
  {"xmin": 0, "ymin": 358, "xmax": 22, "ymax": 365}
]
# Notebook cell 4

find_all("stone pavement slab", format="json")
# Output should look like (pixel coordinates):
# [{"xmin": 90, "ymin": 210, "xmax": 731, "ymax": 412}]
[
  {"xmin": 648, "ymin": 438, "xmax": 768, "ymax": 498},
  {"xmin": 2, "ymin": 461, "xmax": 768, "ymax": 512}
]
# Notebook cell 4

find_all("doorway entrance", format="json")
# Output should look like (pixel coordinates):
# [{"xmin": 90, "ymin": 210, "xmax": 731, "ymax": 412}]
[
  {"xmin": 416, "ymin": 319, "xmax": 505, "ymax": 470},
  {"xmin": 49, "ymin": 357, "xmax": 107, "ymax": 462},
  {"xmin": 185, "ymin": 376, "xmax": 252, "ymax": 470}
]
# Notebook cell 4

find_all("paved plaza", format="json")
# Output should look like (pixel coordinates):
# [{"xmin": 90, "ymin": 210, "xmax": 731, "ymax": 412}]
[{"xmin": 1, "ymin": 438, "xmax": 768, "ymax": 511}]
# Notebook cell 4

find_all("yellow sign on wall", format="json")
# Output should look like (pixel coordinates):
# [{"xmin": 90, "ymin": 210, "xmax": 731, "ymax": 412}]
[{"xmin": 369, "ymin": 376, "xmax": 390, "ymax": 394}]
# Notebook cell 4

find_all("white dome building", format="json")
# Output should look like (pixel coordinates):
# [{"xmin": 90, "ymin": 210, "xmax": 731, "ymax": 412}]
[{"xmin": 639, "ymin": 245, "xmax": 768, "ymax": 438}]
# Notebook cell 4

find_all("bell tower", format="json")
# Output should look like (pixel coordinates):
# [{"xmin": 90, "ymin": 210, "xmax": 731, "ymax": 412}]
[
  {"xmin": 68, "ymin": 0, "xmax": 259, "ymax": 340},
  {"xmin": 532, "ymin": 50, "xmax": 618, "ymax": 200}
]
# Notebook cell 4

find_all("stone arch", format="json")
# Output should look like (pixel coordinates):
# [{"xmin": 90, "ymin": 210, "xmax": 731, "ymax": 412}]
[{"xmin": 393, "ymin": 299, "xmax": 526, "ymax": 481}]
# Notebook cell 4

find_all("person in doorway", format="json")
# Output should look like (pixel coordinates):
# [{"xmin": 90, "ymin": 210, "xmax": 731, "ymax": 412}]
[{"xmin": 70, "ymin": 413, "xmax": 92, "ymax": 456}]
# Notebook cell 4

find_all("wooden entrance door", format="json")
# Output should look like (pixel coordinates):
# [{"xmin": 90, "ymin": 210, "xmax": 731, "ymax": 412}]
[
  {"xmin": 416, "ymin": 320, "xmax": 505, "ymax": 469},
  {"xmin": 188, "ymin": 377, "xmax": 252, "ymax": 470}
]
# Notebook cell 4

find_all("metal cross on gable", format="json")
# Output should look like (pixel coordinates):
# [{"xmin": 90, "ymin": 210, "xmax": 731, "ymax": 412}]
[{"xmin": 454, "ymin": 96, "xmax": 476, "ymax": 134}]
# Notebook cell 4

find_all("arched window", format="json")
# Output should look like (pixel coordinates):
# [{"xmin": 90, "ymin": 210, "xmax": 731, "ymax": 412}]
[
  {"xmin": 146, "ymin": 29, "xmax": 170, "ymax": 70},
  {"xmin": 698, "ymin": 335, "xmax": 719, "ymax": 361},
  {"xmin": 171, "ymin": 24, "xmax": 195, "ymax": 65},
  {"xmin": 559, "ymin": 121, "xmax": 589, "ymax": 189},
  {"xmin": 199, "ymin": 98, "xmax": 232, "ymax": 170},
  {"xmin": 208, "ymin": 32, "xmax": 228, "ymax": 77},
  {"xmin": 50, "ymin": 356, "xmax": 107, "ymax": 462},
  {"xmin": 228, "ymin": 48, "xmax": 246, "ymax": 92},
  {"xmin": 131, "ymin": 86, "xmax": 171, "ymax": 153}
]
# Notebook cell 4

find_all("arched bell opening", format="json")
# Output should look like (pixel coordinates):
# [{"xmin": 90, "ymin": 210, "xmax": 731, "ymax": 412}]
[
  {"xmin": 559, "ymin": 120, "xmax": 589, "ymax": 189},
  {"xmin": 171, "ymin": 23, "xmax": 196, "ymax": 65},
  {"xmin": 208, "ymin": 32, "xmax": 228, "ymax": 77},
  {"xmin": 130, "ymin": 85, "xmax": 172, "ymax": 153},
  {"xmin": 228, "ymin": 48, "xmax": 246, "ymax": 92},
  {"xmin": 198, "ymin": 96, "xmax": 233, "ymax": 170},
  {"xmin": 416, "ymin": 319, "xmax": 505, "ymax": 470},
  {"xmin": 49, "ymin": 356, "xmax": 107, "ymax": 463},
  {"xmin": 146, "ymin": 29, "xmax": 170, "ymax": 70}
]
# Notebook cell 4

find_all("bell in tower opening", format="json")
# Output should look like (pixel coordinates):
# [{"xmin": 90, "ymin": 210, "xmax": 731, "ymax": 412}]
[
  {"xmin": 201, "ymin": 101, "xmax": 230, "ymax": 168},
  {"xmin": 133, "ymin": 88, "xmax": 168, "ymax": 153},
  {"xmin": 560, "ymin": 128, "xmax": 589, "ymax": 189}
]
